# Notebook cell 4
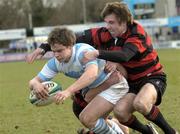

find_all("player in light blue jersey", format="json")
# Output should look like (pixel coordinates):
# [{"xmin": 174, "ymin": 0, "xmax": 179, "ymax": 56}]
[
  {"xmin": 38, "ymin": 43, "xmax": 109, "ymax": 90},
  {"xmin": 29, "ymin": 27, "xmax": 129, "ymax": 134}
]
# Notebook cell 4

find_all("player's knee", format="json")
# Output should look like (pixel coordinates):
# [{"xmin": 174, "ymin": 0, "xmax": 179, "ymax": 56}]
[
  {"xmin": 79, "ymin": 112, "xmax": 88, "ymax": 127},
  {"xmin": 84, "ymin": 95, "xmax": 92, "ymax": 103},
  {"xmin": 133, "ymin": 98, "xmax": 149, "ymax": 114},
  {"xmin": 113, "ymin": 105, "xmax": 129, "ymax": 122},
  {"xmin": 79, "ymin": 112, "xmax": 96, "ymax": 128}
]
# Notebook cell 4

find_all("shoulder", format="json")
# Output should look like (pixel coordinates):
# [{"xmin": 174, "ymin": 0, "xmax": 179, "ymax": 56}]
[
  {"xmin": 129, "ymin": 21, "xmax": 146, "ymax": 36},
  {"xmin": 88, "ymin": 27, "xmax": 109, "ymax": 33},
  {"xmin": 46, "ymin": 58, "xmax": 58, "ymax": 72},
  {"xmin": 91, "ymin": 27, "xmax": 112, "ymax": 40},
  {"xmin": 74, "ymin": 43, "xmax": 95, "ymax": 52},
  {"xmin": 74, "ymin": 43, "xmax": 96, "ymax": 64},
  {"xmin": 47, "ymin": 57, "xmax": 57, "ymax": 65}
]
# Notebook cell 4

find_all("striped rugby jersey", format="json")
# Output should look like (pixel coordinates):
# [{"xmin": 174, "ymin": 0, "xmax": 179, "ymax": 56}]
[{"xmin": 38, "ymin": 43, "xmax": 109, "ymax": 89}]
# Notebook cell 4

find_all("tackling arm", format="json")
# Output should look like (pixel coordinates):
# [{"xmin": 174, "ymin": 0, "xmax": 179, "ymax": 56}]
[
  {"xmin": 84, "ymin": 63, "xmax": 127, "ymax": 102},
  {"xmin": 25, "ymin": 29, "xmax": 95, "ymax": 64},
  {"xmin": 84, "ymin": 70, "xmax": 125, "ymax": 103}
]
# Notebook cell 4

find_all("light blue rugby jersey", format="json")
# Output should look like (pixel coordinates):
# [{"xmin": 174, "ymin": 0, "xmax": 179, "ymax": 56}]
[{"xmin": 38, "ymin": 43, "xmax": 109, "ymax": 88}]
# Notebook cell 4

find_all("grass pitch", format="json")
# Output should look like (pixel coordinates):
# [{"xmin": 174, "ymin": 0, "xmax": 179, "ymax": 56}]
[{"xmin": 0, "ymin": 49, "xmax": 180, "ymax": 134}]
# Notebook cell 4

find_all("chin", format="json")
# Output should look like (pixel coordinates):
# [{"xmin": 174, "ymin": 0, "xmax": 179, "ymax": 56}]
[
  {"xmin": 109, "ymin": 32, "xmax": 116, "ymax": 37},
  {"xmin": 57, "ymin": 59, "xmax": 63, "ymax": 62}
]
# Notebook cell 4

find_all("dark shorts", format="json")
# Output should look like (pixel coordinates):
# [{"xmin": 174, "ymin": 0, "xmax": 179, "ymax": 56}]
[
  {"xmin": 128, "ymin": 73, "xmax": 167, "ymax": 105},
  {"xmin": 72, "ymin": 92, "xmax": 87, "ymax": 119}
]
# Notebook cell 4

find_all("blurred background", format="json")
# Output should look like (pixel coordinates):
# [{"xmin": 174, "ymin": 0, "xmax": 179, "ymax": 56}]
[
  {"xmin": 0, "ymin": 0, "xmax": 180, "ymax": 62},
  {"xmin": 0, "ymin": 1, "xmax": 180, "ymax": 133}
]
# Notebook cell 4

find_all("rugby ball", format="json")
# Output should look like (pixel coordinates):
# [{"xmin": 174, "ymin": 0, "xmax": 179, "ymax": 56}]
[{"xmin": 29, "ymin": 81, "xmax": 62, "ymax": 106}]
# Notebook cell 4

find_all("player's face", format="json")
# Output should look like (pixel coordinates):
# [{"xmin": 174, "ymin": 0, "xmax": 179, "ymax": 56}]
[
  {"xmin": 51, "ymin": 43, "xmax": 72, "ymax": 62},
  {"xmin": 104, "ymin": 13, "xmax": 127, "ymax": 37}
]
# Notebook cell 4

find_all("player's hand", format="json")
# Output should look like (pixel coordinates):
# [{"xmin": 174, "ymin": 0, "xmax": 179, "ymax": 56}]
[
  {"xmin": 54, "ymin": 90, "xmax": 72, "ymax": 105},
  {"xmin": 82, "ymin": 50, "xmax": 99, "ymax": 63},
  {"xmin": 33, "ymin": 83, "xmax": 49, "ymax": 100},
  {"xmin": 25, "ymin": 48, "xmax": 44, "ymax": 63},
  {"xmin": 105, "ymin": 71, "xmax": 124, "ymax": 86},
  {"xmin": 111, "ymin": 70, "xmax": 124, "ymax": 82},
  {"xmin": 104, "ymin": 61, "xmax": 118, "ymax": 73}
]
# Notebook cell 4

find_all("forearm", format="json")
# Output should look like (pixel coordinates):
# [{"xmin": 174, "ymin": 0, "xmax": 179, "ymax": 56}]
[
  {"xmin": 84, "ymin": 82, "xmax": 110, "ymax": 103},
  {"xmin": 29, "ymin": 76, "xmax": 42, "ymax": 90},
  {"xmin": 67, "ymin": 65, "xmax": 98, "ymax": 94},
  {"xmin": 98, "ymin": 50, "xmax": 133, "ymax": 62},
  {"xmin": 97, "ymin": 44, "xmax": 138, "ymax": 62},
  {"xmin": 116, "ymin": 64, "xmax": 128, "ymax": 79}
]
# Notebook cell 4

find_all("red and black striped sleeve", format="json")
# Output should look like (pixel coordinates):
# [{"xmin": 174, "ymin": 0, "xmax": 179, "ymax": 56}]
[
  {"xmin": 98, "ymin": 33, "xmax": 144, "ymax": 62},
  {"xmin": 81, "ymin": 27, "xmax": 113, "ymax": 49},
  {"xmin": 39, "ymin": 30, "xmax": 92, "ymax": 53},
  {"xmin": 98, "ymin": 44, "xmax": 138, "ymax": 62},
  {"xmin": 98, "ymin": 23, "xmax": 153, "ymax": 63}
]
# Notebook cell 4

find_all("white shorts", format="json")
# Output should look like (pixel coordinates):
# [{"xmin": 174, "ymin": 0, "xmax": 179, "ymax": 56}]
[{"xmin": 98, "ymin": 77, "xmax": 129, "ymax": 105}]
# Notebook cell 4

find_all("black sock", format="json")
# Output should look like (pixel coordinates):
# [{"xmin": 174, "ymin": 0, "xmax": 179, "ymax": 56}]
[
  {"xmin": 145, "ymin": 105, "xmax": 175, "ymax": 134},
  {"xmin": 123, "ymin": 115, "xmax": 152, "ymax": 134}
]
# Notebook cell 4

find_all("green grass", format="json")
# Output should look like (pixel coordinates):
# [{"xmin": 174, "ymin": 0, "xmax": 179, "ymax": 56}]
[{"xmin": 0, "ymin": 49, "xmax": 180, "ymax": 134}]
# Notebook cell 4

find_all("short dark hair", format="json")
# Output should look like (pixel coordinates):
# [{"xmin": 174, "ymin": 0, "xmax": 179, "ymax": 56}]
[
  {"xmin": 101, "ymin": 2, "xmax": 133, "ymax": 25},
  {"xmin": 48, "ymin": 27, "xmax": 76, "ymax": 47}
]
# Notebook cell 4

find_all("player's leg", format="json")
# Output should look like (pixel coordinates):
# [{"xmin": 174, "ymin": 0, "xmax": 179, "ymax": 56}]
[
  {"xmin": 114, "ymin": 93, "xmax": 156, "ymax": 134},
  {"xmin": 79, "ymin": 82, "xmax": 129, "ymax": 134},
  {"xmin": 77, "ymin": 115, "xmax": 129, "ymax": 134},
  {"xmin": 72, "ymin": 92, "xmax": 120, "ymax": 134},
  {"xmin": 72, "ymin": 93, "xmax": 95, "ymax": 134},
  {"xmin": 134, "ymin": 76, "xmax": 176, "ymax": 134},
  {"xmin": 79, "ymin": 95, "xmax": 123, "ymax": 134},
  {"xmin": 73, "ymin": 75, "xmax": 129, "ymax": 134},
  {"xmin": 107, "ymin": 117, "xmax": 129, "ymax": 134},
  {"xmin": 72, "ymin": 94, "xmax": 129, "ymax": 134},
  {"xmin": 72, "ymin": 92, "xmax": 118, "ymax": 134}
]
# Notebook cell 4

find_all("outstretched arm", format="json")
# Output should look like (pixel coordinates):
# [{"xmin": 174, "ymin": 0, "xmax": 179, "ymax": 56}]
[
  {"xmin": 29, "ymin": 58, "xmax": 58, "ymax": 98},
  {"xmin": 25, "ymin": 48, "xmax": 45, "ymax": 63},
  {"xmin": 83, "ymin": 46, "xmax": 137, "ymax": 63},
  {"xmin": 25, "ymin": 43, "xmax": 49, "ymax": 63},
  {"xmin": 25, "ymin": 29, "xmax": 96, "ymax": 64},
  {"xmin": 54, "ymin": 64, "xmax": 98, "ymax": 104}
]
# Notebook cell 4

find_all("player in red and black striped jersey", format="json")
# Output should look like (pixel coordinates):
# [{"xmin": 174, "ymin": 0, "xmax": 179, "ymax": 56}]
[
  {"xmin": 25, "ymin": 2, "xmax": 177, "ymax": 134},
  {"xmin": 83, "ymin": 2, "xmax": 177, "ymax": 134}
]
